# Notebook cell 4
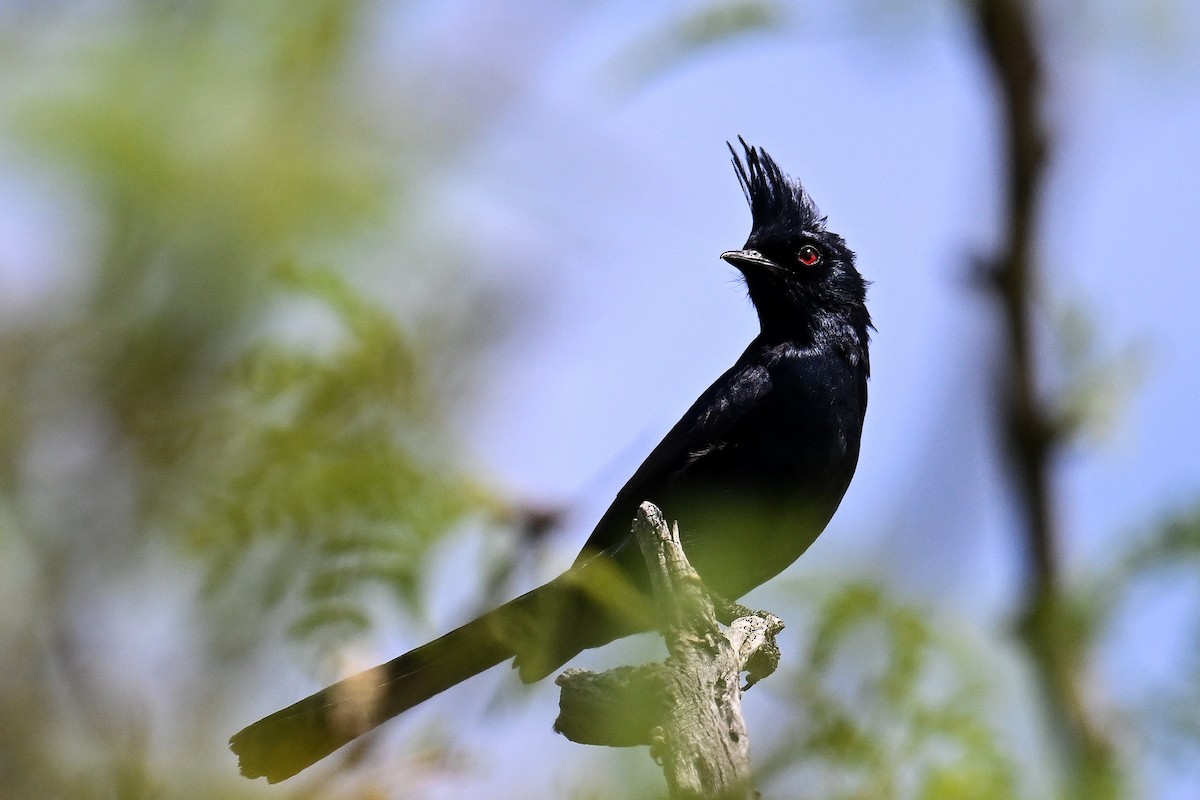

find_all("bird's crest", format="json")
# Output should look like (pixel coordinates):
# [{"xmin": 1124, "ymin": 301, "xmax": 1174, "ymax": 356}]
[{"xmin": 728, "ymin": 137, "xmax": 825, "ymax": 234}]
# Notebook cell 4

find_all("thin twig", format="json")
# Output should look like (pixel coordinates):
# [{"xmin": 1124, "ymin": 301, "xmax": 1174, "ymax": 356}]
[{"xmin": 973, "ymin": 0, "xmax": 1119, "ymax": 795}]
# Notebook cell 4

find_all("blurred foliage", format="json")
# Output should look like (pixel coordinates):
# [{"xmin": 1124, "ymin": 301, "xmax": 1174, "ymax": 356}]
[
  {"xmin": 1050, "ymin": 303, "xmax": 1147, "ymax": 445},
  {"xmin": 761, "ymin": 582, "xmax": 1018, "ymax": 800},
  {"xmin": 0, "ymin": 1, "xmax": 511, "ymax": 797},
  {"xmin": 1088, "ymin": 504, "xmax": 1200, "ymax": 755},
  {"xmin": 171, "ymin": 261, "xmax": 498, "ymax": 645},
  {"xmin": 0, "ymin": 1, "xmax": 390, "ymax": 505},
  {"xmin": 607, "ymin": 0, "xmax": 785, "ymax": 91}
]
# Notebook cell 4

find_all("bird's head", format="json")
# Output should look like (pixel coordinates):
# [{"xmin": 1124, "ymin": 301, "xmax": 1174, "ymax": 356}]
[{"xmin": 722, "ymin": 138, "xmax": 871, "ymax": 352}]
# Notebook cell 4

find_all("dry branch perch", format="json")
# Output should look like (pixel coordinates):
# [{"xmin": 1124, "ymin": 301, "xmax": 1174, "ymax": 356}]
[{"xmin": 554, "ymin": 502, "xmax": 780, "ymax": 800}]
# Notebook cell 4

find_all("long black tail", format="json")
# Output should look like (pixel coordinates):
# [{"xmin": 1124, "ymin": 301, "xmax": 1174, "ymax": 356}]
[
  {"xmin": 230, "ymin": 602, "xmax": 519, "ymax": 783},
  {"xmin": 230, "ymin": 563, "xmax": 647, "ymax": 783},
  {"xmin": 230, "ymin": 552, "xmax": 654, "ymax": 783}
]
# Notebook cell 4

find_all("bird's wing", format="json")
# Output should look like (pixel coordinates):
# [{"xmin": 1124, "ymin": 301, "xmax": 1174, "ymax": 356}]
[{"xmin": 574, "ymin": 351, "xmax": 772, "ymax": 562}]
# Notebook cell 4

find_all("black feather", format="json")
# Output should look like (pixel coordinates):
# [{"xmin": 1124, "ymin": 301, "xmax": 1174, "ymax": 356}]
[{"xmin": 728, "ymin": 136, "xmax": 825, "ymax": 235}]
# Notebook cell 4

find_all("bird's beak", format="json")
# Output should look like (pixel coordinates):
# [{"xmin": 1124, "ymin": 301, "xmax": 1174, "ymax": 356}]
[{"xmin": 721, "ymin": 249, "xmax": 778, "ymax": 275}]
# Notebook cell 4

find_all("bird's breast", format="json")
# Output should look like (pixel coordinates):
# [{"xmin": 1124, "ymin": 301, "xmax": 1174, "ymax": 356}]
[{"xmin": 672, "ymin": 352, "xmax": 865, "ymax": 598}]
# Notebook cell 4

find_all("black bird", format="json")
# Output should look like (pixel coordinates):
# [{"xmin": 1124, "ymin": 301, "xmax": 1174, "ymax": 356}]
[{"xmin": 230, "ymin": 139, "xmax": 872, "ymax": 782}]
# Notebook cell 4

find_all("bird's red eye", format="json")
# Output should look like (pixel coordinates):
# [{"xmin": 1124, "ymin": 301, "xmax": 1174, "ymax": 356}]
[{"xmin": 797, "ymin": 245, "xmax": 821, "ymax": 266}]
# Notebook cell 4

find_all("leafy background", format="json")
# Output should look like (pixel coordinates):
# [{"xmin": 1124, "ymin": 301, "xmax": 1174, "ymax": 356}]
[{"xmin": 0, "ymin": 1, "xmax": 1197, "ymax": 798}]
